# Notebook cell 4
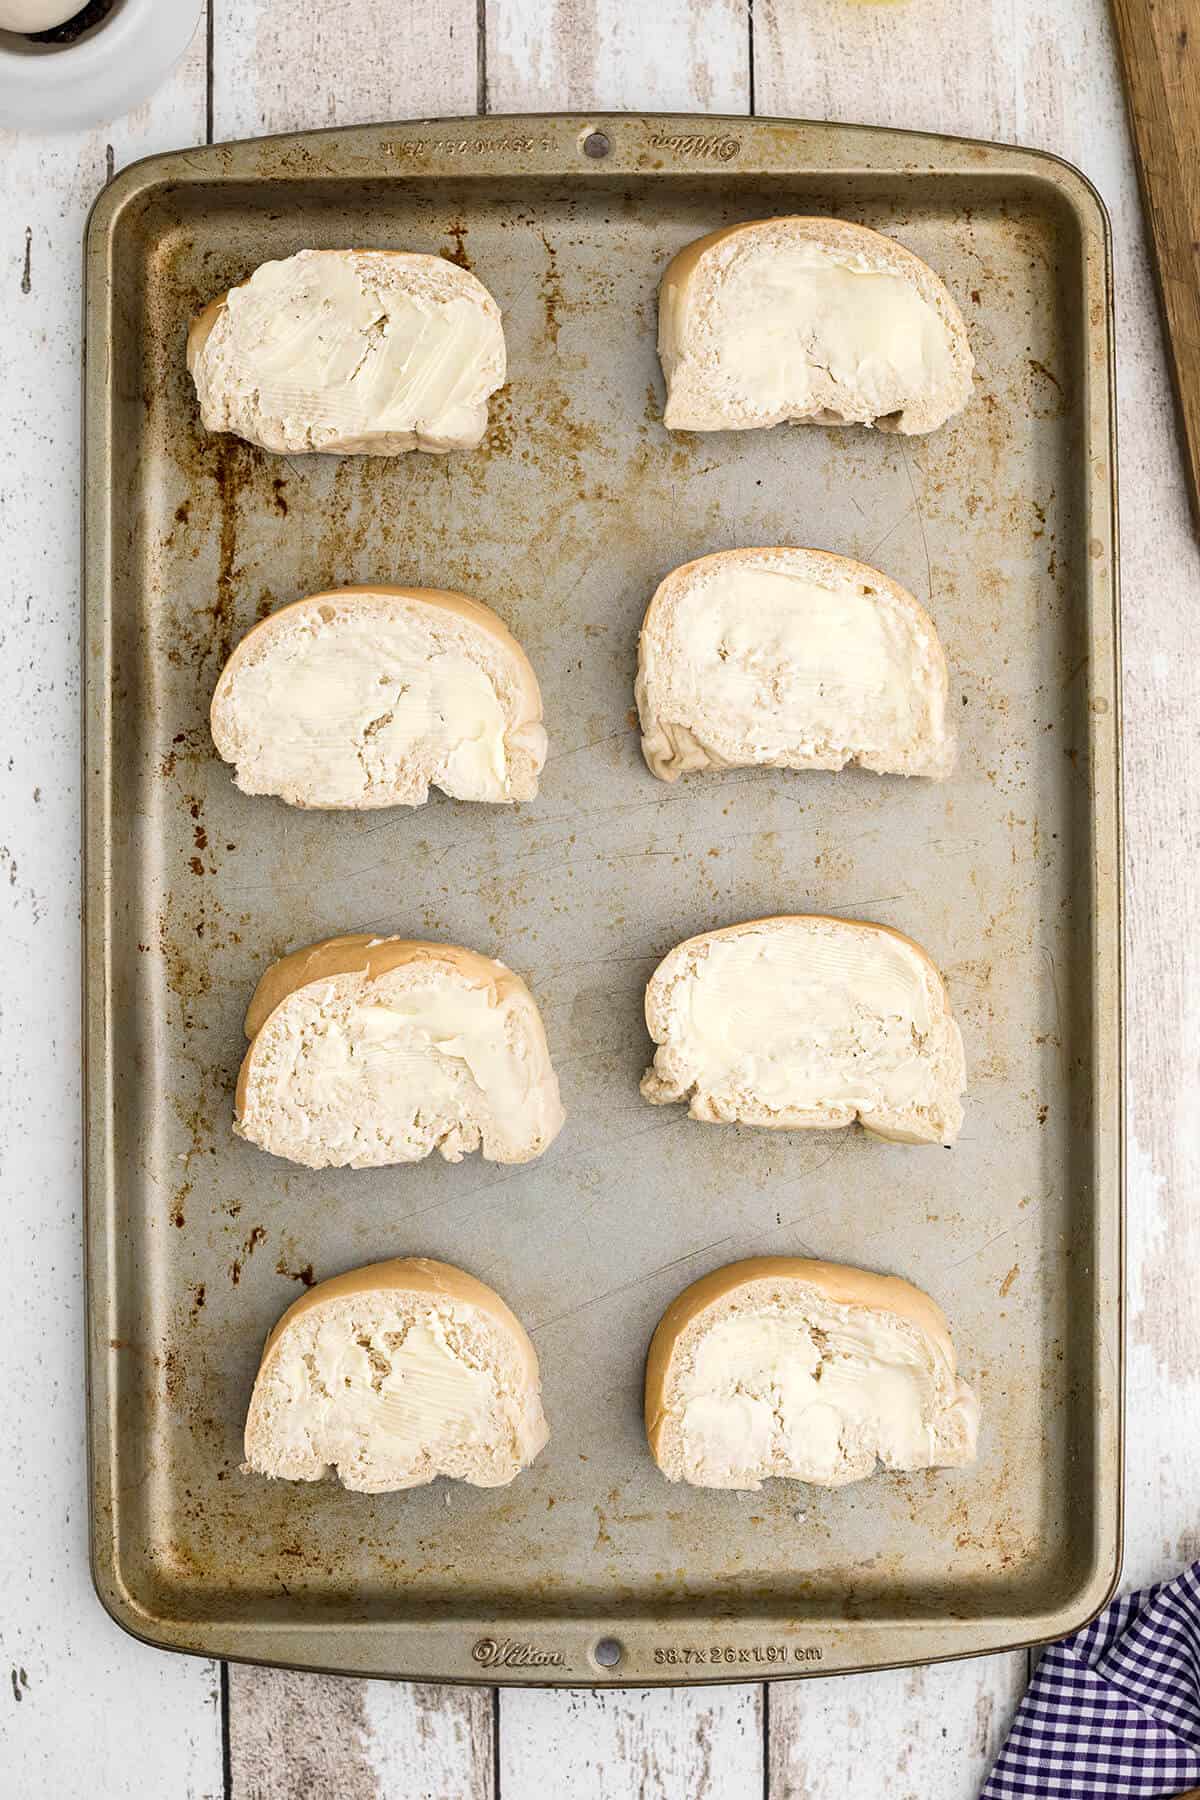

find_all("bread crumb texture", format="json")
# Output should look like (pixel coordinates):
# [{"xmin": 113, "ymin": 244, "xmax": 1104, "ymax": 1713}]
[{"xmin": 211, "ymin": 589, "xmax": 546, "ymax": 809}]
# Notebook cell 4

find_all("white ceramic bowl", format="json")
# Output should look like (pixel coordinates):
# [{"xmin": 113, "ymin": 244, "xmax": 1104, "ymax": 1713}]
[{"xmin": 0, "ymin": 0, "xmax": 202, "ymax": 131}]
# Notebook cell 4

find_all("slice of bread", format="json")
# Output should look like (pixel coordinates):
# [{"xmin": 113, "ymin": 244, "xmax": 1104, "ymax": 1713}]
[
  {"xmin": 236, "ymin": 934, "xmax": 565, "ymax": 1169},
  {"xmin": 244, "ymin": 1257, "xmax": 549, "ymax": 1492},
  {"xmin": 187, "ymin": 249, "xmax": 505, "ymax": 456},
  {"xmin": 210, "ymin": 587, "xmax": 547, "ymax": 809},
  {"xmin": 641, "ymin": 915, "xmax": 965, "ymax": 1145},
  {"xmin": 636, "ymin": 547, "xmax": 954, "ymax": 783},
  {"xmin": 645, "ymin": 1256, "xmax": 979, "ymax": 1490},
  {"xmin": 659, "ymin": 217, "xmax": 973, "ymax": 435}
]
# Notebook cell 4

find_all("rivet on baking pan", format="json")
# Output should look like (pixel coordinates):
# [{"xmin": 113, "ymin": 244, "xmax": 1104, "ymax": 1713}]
[
  {"xmin": 592, "ymin": 1635, "xmax": 623, "ymax": 1667},
  {"xmin": 582, "ymin": 130, "xmax": 611, "ymax": 160}
]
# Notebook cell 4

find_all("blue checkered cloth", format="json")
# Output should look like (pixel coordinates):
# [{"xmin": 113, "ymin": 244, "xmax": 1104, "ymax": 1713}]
[{"xmin": 982, "ymin": 1562, "xmax": 1200, "ymax": 1797}]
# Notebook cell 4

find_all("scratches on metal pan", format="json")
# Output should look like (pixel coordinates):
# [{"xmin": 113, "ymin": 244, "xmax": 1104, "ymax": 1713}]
[
  {"xmin": 545, "ymin": 726, "xmax": 632, "ymax": 764},
  {"xmin": 900, "ymin": 437, "xmax": 935, "ymax": 601},
  {"xmin": 862, "ymin": 502, "xmax": 919, "ymax": 565},
  {"xmin": 530, "ymin": 1232, "xmax": 749, "ymax": 1335},
  {"xmin": 945, "ymin": 1218, "xmax": 1034, "ymax": 1274}
]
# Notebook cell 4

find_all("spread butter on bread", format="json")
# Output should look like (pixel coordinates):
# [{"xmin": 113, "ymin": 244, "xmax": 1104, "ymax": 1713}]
[
  {"xmin": 659, "ymin": 217, "xmax": 973, "ymax": 435},
  {"xmin": 245, "ymin": 1257, "xmax": 549, "ymax": 1492},
  {"xmin": 645, "ymin": 1256, "xmax": 979, "ymax": 1490},
  {"xmin": 188, "ymin": 249, "xmax": 505, "ymax": 455}
]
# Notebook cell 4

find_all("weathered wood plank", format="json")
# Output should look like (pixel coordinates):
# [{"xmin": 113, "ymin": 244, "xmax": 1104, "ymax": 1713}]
[
  {"xmin": 211, "ymin": 0, "xmax": 479, "ymax": 137},
  {"xmin": 486, "ymin": 0, "xmax": 750, "ymax": 112},
  {"xmin": 1108, "ymin": 0, "xmax": 1200, "ymax": 534},
  {"xmin": 500, "ymin": 1684, "xmax": 763, "ymax": 1797},
  {"xmin": 228, "ymin": 1667, "xmax": 494, "ymax": 1800},
  {"xmin": 768, "ymin": 1660, "xmax": 1019, "ymax": 1799},
  {"xmin": 0, "ymin": 14, "xmax": 223, "ymax": 1798}
]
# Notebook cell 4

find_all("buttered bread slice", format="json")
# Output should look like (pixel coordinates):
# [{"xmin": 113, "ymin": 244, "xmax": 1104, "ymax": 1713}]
[
  {"xmin": 236, "ymin": 934, "xmax": 565, "ymax": 1169},
  {"xmin": 245, "ymin": 1258, "xmax": 549, "ymax": 1492},
  {"xmin": 187, "ymin": 249, "xmax": 506, "ymax": 455},
  {"xmin": 645, "ymin": 1257, "xmax": 979, "ymax": 1490},
  {"xmin": 659, "ymin": 217, "xmax": 973, "ymax": 435},
  {"xmin": 211, "ymin": 587, "xmax": 547, "ymax": 809},
  {"xmin": 636, "ymin": 547, "xmax": 954, "ymax": 783},
  {"xmin": 641, "ymin": 915, "xmax": 965, "ymax": 1145}
]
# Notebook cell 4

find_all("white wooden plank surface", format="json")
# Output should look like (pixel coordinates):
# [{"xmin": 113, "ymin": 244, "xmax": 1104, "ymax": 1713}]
[
  {"xmin": 500, "ymin": 1684, "xmax": 762, "ymax": 1799},
  {"xmin": 767, "ymin": 1660, "xmax": 1016, "ymax": 1800},
  {"xmin": 228, "ymin": 1668, "xmax": 493, "ymax": 1800},
  {"xmin": 486, "ymin": 0, "xmax": 749, "ymax": 113},
  {"xmin": 211, "ymin": 0, "xmax": 479, "ymax": 135},
  {"xmin": 0, "ymin": 16, "xmax": 224, "ymax": 1799},
  {"xmin": 1, "ymin": 1, "xmax": 1195, "ymax": 1794}
]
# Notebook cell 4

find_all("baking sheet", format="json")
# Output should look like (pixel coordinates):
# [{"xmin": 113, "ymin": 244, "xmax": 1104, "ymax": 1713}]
[{"xmin": 83, "ymin": 114, "xmax": 1122, "ymax": 1684}]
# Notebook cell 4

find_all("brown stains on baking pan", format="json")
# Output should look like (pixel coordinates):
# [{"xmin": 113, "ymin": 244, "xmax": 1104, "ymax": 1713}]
[
  {"xmin": 538, "ymin": 230, "xmax": 564, "ymax": 346},
  {"xmin": 156, "ymin": 895, "xmax": 213, "ymax": 1020},
  {"xmin": 160, "ymin": 426, "xmax": 278, "ymax": 675},
  {"xmin": 484, "ymin": 383, "xmax": 515, "ymax": 456},
  {"xmin": 231, "ymin": 1225, "xmax": 267, "ymax": 1287},
  {"xmin": 158, "ymin": 726, "xmax": 208, "ymax": 782},
  {"xmin": 1022, "ymin": 356, "xmax": 1069, "ymax": 423},
  {"xmin": 441, "ymin": 219, "xmax": 472, "ymax": 270},
  {"xmin": 276, "ymin": 1257, "xmax": 316, "ymax": 1288},
  {"xmin": 171, "ymin": 1180, "xmax": 191, "ymax": 1230},
  {"xmin": 207, "ymin": 439, "xmax": 252, "ymax": 670},
  {"xmin": 161, "ymin": 1345, "xmax": 184, "ymax": 1406}
]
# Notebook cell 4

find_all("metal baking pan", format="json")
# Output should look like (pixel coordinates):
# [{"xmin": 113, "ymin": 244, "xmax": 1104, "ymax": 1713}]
[{"xmin": 83, "ymin": 113, "xmax": 1122, "ymax": 1684}]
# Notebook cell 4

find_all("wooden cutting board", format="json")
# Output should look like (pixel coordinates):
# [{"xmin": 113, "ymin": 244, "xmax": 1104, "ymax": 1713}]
[{"xmin": 1111, "ymin": 0, "xmax": 1200, "ymax": 527}]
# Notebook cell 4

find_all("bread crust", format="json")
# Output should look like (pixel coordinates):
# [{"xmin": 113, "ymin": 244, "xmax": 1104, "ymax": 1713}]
[
  {"xmin": 636, "ymin": 546, "xmax": 954, "ymax": 783},
  {"xmin": 185, "ymin": 291, "xmax": 225, "ymax": 374},
  {"xmin": 659, "ymin": 216, "xmax": 974, "ymax": 435},
  {"xmin": 257, "ymin": 1255, "xmax": 540, "ymax": 1385},
  {"xmin": 644, "ymin": 1255, "xmax": 959, "ymax": 1468}
]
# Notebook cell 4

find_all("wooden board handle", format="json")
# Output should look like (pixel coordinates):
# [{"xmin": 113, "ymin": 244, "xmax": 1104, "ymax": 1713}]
[{"xmin": 1112, "ymin": 0, "xmax": 1200, "ymax": 531}]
